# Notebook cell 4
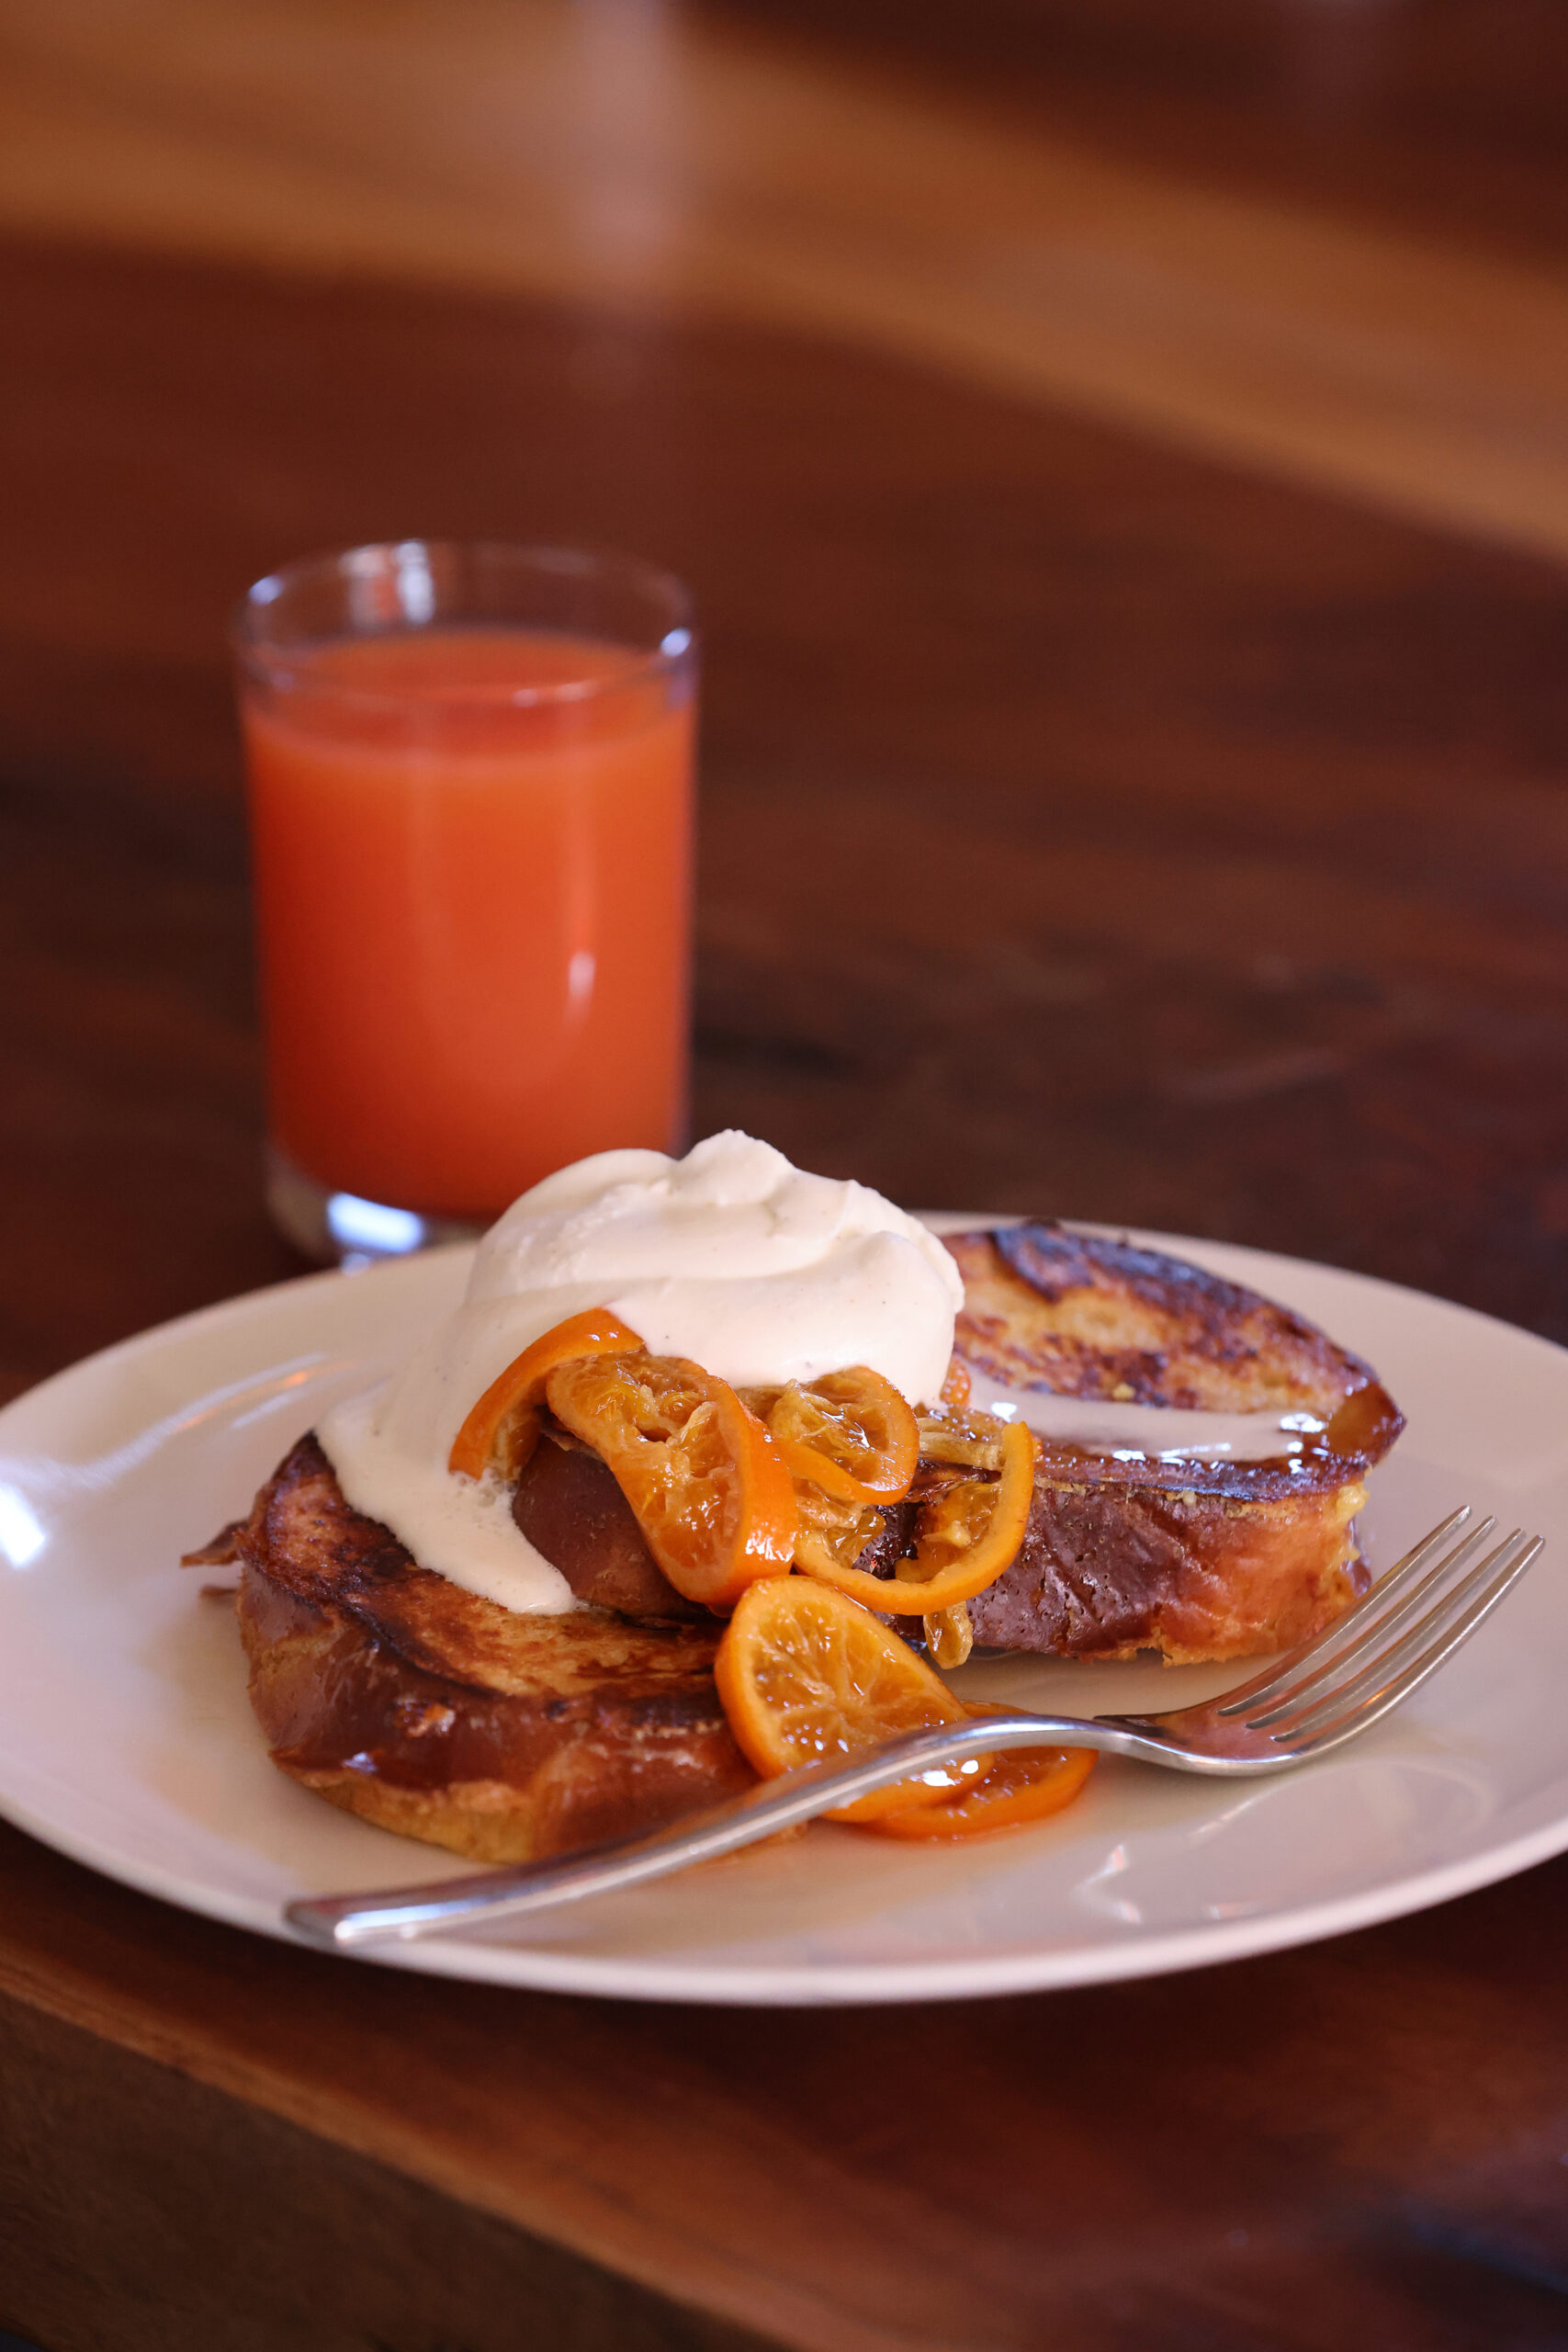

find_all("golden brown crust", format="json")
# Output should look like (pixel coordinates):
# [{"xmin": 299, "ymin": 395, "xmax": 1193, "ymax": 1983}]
[
  {"xmin": 939, "ymin": 1224, "xmax": 1394, "ymax": 1658},
  {"xmin": 964, "ymin": 1474, "xmax": 1367, "ymax": 1662},
  {"xmin": 223, "ymin": 1222, "xmax": 1405, "ymax": 1858},
  {"xmin": 948, "ymin": 1225, "xmax": 1385, "ymax": 1417},
  {"xmin": 240, "ymin": 1432, "xmax": 726, "ymax": 1696},
  {"xmin": 235, "ymin": 1435, "xmax": 754, "ymax": 1864}
]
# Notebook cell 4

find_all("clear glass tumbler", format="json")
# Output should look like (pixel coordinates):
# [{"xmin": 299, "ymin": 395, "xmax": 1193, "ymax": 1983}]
[{"xmin": 233, "ymin": 541, "xmax": 696, "ymax": 1262}]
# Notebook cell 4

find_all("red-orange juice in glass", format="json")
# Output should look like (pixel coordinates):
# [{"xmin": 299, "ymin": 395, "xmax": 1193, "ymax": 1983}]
[{"xmin": 234, "ymin": 544, "xmax": 695, "ymax": 1259}]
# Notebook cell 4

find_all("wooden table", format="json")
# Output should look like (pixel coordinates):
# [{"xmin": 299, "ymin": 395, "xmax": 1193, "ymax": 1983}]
[{"xmin": 5, "ymin": 5, "xmax": 1568, "ymax": 2344}]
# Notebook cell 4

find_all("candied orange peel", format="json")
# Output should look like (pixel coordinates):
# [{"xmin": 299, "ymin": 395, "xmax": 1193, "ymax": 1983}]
[
  {"xmin": 454, "ymin": 1320, "xmax": 1035, "ymax": 1625},
  {"xmin": 761, "ymin": 1365, "xmax": 920, "ymax": 1505},
  {"xmin": 715, "ymin": 1576, "xmax": 967, "ymax": 1819},
  {"xmin": 792, "ymin": 1415, "xmax": 1037, "ymax": 1613},
  {"xmin": 547, "ymin": 1350, "xmax": 797, "ymax": 1609},
  {"xmin": 865, "ymin": 1703, "xmax": 1096, "ymax": 1839},
  {"xmin": 447, "ymin": 1307, "xmax": 646, "ymax": 1482}
]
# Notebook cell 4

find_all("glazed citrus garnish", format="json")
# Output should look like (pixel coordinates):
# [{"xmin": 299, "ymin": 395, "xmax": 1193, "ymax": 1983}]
[
  {"xmin": 546, "ymin": 1351, "xmax": 797, "ymax": 1608},
  {"xmin": 792, "ymin": 1416, "xmax": 1037, "ymax": 1613},
  {"xmin": 938, "ymin": 1358, "xmax": 973, "ymax": 1410},
  {"xmin": 715, "ymin": 1577, "xmax": 967, "ymax": 1820},
  {"xmin": 447, "ymin": 1307, "xmax": 646, "ymax": 1481},
  {"xmin": 865, "ymin": 1703, "xmax": 1096, "ymax": 1839},
  {"xmin": 922, "ymin": 1601, "xmax": 974, "ymax": 1669},
  {"xmin": 764, "ymin": 1366, "xmax": 919, "ymax": 1504}
]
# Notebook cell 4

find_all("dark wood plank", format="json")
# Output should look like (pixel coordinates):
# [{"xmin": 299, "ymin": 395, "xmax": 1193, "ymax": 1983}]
[
  {"xmin": 6, "ymin": 231, "xmax": 1568, "ymax": 2350},
  {"xmin": 6, "ymin": 1819, "xmax": 1568, "ymax": 2352},
  {"xmin": 724, "ymin": 0, "xmax": 1568, "ymax": 273},
  {"xmin": 0, "ymin": 1990, "xmax": 775, "ymax": 2352},
  {"xmin": 4, "ymin": 233, "xmax": 1568, "ymax": 1392},
  {"xmin": 8, "ymin": 0, "xmax": 1568, "ymax": 563}
]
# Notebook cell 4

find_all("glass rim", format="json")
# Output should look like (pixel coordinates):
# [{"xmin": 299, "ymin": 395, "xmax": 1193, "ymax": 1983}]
[{"xmin": 231, "ymin": 538, "xmax": 698, "ymax": 711}]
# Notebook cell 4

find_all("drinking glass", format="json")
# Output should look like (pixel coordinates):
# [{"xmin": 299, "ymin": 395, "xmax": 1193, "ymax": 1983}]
[{"xmin": 233, "ymin": 541, "xmax": 695, "ymax": 1261}]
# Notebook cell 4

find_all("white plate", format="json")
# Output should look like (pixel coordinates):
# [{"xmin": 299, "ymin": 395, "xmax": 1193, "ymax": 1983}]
[{"xmin": 0, "ymin": 1227, "xmax": 1562, "ymax": 2006}]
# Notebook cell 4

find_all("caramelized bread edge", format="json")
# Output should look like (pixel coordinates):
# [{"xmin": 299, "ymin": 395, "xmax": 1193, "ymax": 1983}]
[{"xmin": 234, "ymin": 1441, "xmax": 754, "ymax": 1865}]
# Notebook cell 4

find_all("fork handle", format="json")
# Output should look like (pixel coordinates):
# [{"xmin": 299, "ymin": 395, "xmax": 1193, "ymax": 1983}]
[{"xmin": 286, "ymin": 1711, "xmax": 1212, "ymax": 1951}]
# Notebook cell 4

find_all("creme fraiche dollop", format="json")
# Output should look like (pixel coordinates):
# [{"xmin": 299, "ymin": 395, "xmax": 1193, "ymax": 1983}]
[{"xmin": 319, "ymin": 1132, "xmax": 963, "ymax": 1614}]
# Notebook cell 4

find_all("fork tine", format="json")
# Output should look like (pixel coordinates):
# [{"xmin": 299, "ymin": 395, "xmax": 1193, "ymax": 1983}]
[
  {"xmin": 1260, "ymin": 1531, "xmax": 1537, "ymax": 1743},
  {"xmin": 1243, "ymin": 1517, "xmax": 1497, "ymax": 1730},
  {"xmin": 1255, "ymin": 1530, "xmax": 1528, "ymax": 1740},
  {"xmin": 1278, "ymin": 1535, "xmax": 1543, "ymax": 1756},
  {"xmin": 1213, "ymin": 1506, "xmax": 1474, "ymax": 1718}
]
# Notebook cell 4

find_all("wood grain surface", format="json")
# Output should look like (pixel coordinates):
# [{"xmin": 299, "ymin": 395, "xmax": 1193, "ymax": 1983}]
[
  {"xmin": 5, "ymin": 232, "xmax": 1568, "ymax": 1391},
  {"xmin": 3, "ymin": 0, "xmax": 1568, "ymax": 555},
  {"xmin": 4, "ymin": 5, "xmax": 1568, "ymax": 2346},
  {"xmin": 6, "ymin": 1817, "xmax": 1568, "ymax": 2352}
]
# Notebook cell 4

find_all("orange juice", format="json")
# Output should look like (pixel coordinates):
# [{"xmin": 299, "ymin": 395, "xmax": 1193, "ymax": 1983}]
[{"xmin": 242, "ymin": 627, "xmax": 693, "ymax": 1219}]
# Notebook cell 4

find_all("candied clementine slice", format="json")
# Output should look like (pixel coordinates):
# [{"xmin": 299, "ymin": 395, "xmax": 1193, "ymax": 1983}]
[
  {"xmin": 447, "ymin": 1307, "xmax": 645, "ymax": 1481},
  {"xmin": 716, "ymin": 1581, "xmax": 971, "ymax": 1820},
  {"xmin": 793, "ymin": 1418, "xmax": 1036, "ymax": 1613},
  {"xmin": 546, "ymin": 1351, "xmax": 796, "ymax": 1608},
  {"xmin": 915, "ymin": 1405, "xmax": 1010, "ymax": 1467},
  {"xmin": 938, "ymin": 1358, "xmax": 973, "ymax": 1410},
  {"xmin": 864, "ymin": 1704, "xmax": 1096, "ymax": 1839},
  {"xmin": 791, "ymin": 1476, "xmax": 885, "ymax": 1582},
  {"xmin": 767, "ymin": 1366, "xmax": 919, "ymax": 1505},
  {"xmin": 715, "ymin": 1577, "xmax": 969, "ymax": 1820}
]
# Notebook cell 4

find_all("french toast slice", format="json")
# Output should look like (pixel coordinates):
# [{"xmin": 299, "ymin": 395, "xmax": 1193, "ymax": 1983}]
[
  {"xmin": 944, "ymin": 1225, "xmax": 1403, "ymax": 1662},
  {"xmin": 218, "ymin": 1222, "xmax": 1402, "ymax": 1860},
  {"xmin": 229, "ymin": 1433, "xmax": 754, "ymax": 1864}
]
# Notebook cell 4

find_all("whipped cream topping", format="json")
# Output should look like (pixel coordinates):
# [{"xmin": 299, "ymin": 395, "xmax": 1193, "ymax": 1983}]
[{"xmin": 320, "ymin": 1133, "xmax": 963, "ymax": 1614}]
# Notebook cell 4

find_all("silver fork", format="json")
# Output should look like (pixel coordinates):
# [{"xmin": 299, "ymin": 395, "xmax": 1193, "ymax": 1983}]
[{"xmin": 287, "ymin": 1507, "xmax": 1540, "ymax": 1951}]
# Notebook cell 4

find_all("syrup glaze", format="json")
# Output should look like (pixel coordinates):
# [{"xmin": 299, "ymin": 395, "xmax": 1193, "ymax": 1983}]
[
  {"xmin": 963, "ymin": 1366, "xmax": 1402, "ymax": 1476},
  {"xmin": 948, "ymin": 1223, "xmax": 1403, "ymax": 1500}
]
